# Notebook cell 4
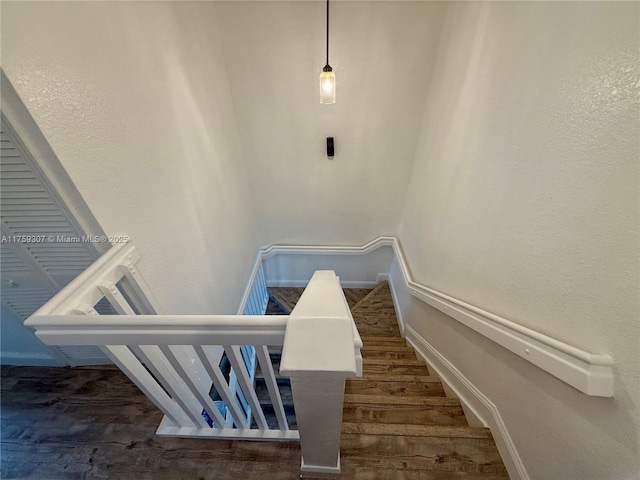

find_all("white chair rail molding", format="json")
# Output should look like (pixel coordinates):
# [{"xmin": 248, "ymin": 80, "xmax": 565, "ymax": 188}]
[{"xmin": 257, "ymin": 236, "xmax": 615, "ymax": 398}]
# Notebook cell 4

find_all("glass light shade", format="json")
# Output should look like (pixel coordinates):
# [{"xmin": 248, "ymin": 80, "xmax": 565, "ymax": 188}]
[{"xmin": 319, "ymin": 70, "xmax": 336, "ymax": 104}]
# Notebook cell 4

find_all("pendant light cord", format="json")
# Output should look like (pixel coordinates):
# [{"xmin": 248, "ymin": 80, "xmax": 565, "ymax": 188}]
[{"xmin": 326, "ymin": 0, "xmax": 330, "ymax": 67}]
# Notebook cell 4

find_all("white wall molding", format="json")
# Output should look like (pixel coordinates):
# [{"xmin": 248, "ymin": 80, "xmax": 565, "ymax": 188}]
[
  {"xmin": 252, "ymin": 236, "xmax": 615, "ymax": 397},
  {"xmin": 404, "ymin": 325, "xmax": 529, "ymax": 480},
  {"xmin": 260, "ymin": 236, "xmax": 395, "ymax": 259}
]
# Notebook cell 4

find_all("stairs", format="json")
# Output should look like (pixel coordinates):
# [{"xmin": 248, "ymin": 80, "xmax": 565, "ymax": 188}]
[
  {"xmin": 270, "ymin": 282, "xmax": 510, "ymax": 479},
  {"xmin": 253, "ymin": 345, "xmax": 297, "ymax": 429}
]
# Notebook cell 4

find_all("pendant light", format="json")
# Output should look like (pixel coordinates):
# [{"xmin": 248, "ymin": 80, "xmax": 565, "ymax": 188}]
[{"xmin": 319, "ymin": 0, "xmax": 335, "ymax": 104}]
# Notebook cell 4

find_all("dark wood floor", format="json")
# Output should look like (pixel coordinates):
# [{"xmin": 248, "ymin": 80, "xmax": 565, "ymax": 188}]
[{"xmin": 1, "ymin": 365, "xmax": 303, "ymax": 479}]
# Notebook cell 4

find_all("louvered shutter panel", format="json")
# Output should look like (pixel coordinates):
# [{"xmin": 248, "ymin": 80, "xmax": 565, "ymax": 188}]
[{"xmin": 1, "ymin": 120, "xmax": 110, "ymax": 365}]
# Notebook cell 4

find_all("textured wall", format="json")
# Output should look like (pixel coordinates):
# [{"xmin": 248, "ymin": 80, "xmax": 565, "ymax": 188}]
[
  {"xmin": 1, "ymin": 2, "xmax": 260, "ymax": 314},
  {"xmin": 399, "ymin": 2, "xmax": 639, "ymax": 478},
  {"xmin": 214, "ymin": 1, "xmax": 445, "ymax": 245}
]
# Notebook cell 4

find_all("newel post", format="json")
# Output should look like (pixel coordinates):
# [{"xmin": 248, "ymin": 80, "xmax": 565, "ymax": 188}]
[{"xmin": 280, "ymin": 271, "xmax": 359, "ymax": 479}]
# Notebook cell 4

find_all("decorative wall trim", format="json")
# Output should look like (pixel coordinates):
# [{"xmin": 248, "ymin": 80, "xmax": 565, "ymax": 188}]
[
  {"xmin": 260, "ymin": 237, "xmax": 393, "ymax": 259},
  {"xmin": 405, "ymin": 325, "xmax": 529, "ymax": 480},
  {"xmin": 250, "ymin": 236, "xmax": 615, "ymax": 397}
]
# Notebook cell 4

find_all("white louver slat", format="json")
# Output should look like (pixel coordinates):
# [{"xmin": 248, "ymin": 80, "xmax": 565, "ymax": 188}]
[{"xmin": 1, "ymin": 120, "xmax": 110, "ymax": 365}]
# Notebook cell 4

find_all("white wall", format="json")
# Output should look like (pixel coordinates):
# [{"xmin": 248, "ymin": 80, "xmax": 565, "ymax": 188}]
[
  {"xmin": 1, "ymin": 2, "xmax": 260, "ymax": 314},
  {"xmin": 214, "ymin": 1, "xmax": 445, "ymax": 246},
  {"xmin": 399, "ymin": 2, "xmax": 639, "ymax": 479},
  {"xmin": 264, "ymin": 246, "xmax": 394, "ymax": 288},
  {"xmin": 0, "ymin": 305, "xmax": 60, "ymax": 366}
]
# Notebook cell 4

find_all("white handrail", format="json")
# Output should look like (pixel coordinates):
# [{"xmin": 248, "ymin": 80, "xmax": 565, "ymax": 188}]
[
  {"xmin": 24, "ymin": 242, "xmax": 300, "ymax": 442},
  {"xmin": 24, "ymin": 243, "xmax": 362, "ymax": 475},
  {"xmin": 25, "ymin": 314, "xmax": 289, "ymax": 346}
]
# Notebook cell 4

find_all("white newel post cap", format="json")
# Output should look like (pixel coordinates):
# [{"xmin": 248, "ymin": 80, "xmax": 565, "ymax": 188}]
[{"xmin": 280, "ymin": 270, "xmax": 357, "ymax": 376}]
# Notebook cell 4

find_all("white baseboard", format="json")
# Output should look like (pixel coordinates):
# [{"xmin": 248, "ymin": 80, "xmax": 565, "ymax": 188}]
[
  {"xmin": 387, "ymin": 273, "xmax": 406, "ymax": 336},
  {"xmin": 0, "ymin": 351, "xmax": 61, "ymax": 366},
  {"xmin": 405, "ymin": 325, "xmax": 529, "ymax": 480},
  {"xmin": 376, "ymin": 273, "xmax": 389, "ymax": 283}
]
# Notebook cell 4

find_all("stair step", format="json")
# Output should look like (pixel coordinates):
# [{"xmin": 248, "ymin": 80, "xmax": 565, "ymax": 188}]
[
  {"xmin": 350, "ymin": 282, "xmax": 389, "ymax": 312},
  {"xmin": 356, "ymin": 373, "xmax": 436, "ymax": 383},
  {"xmin": 343, "ymin": 288, "xmax": 375, "ymax": 309},
  {"xmin": 344, "ymin": 394, "xmax": 459, "ymax": 407},
  {"xmin": 356, "ymin": 326, "xmax": 404, "ymax": 337},
  {"xmin": 342, "ymin": 402, "xmax": 467, "ymax": 427},
  {"xmin": 364, "ymin": 358, "xmax": 424, "ymax": 366},
  {"xmin": 255, "ymin": 377, "xmax": 293, "ymax": 404},
  {"xmin": 359, "ymin": 336, "xmax": 406, "ymax": 345},
  {"xmin": 251, "ymin": 404, "xmax": 297, "ymax": 430},
  {"xmin": 363, "ymin": 362, "xmax": 430, "ymax": 377},
  {"xmin": 268, "ymin": 287, "xmax": 305, "ymax": 313},
  {"xmin": 254, "ymin": 373, "xmax": 290, "ymax": 383},
  {"xmin": 340, "ymin": 434, "xmax": 508, "ymax": 475},
  {"xmin": 361, "ymin": 350, "xmax": 417, "ymax": 361},
  {"xmin": 341, "ymin": 422, "xmax": 493, "ymax": 438},
  {"xmin": 337, "ymin": 466, "xmax": 509, "ymax": 480},
  {"xmin": 345, "ymin": 377, "xmax": 445, "ymax": 397},
  {"xmin": 361, "ymin": 344, "xmax": 415, "ymax": 352}
]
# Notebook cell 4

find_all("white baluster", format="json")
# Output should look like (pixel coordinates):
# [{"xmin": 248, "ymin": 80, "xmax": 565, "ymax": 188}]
[
  {"xmin": 98, "ymin": 282, "xmax": 136, "ymax": 315},
  {"xmin": 193, "ymin": 345, "xmax": 249, "ymax": 429},
  {"xmin": 255, "ymin": 345, "xmax": 288, "ymax": 431},
  {"xmin": 224, "ymin": 345, "xmax": 268, "ymax": 430},
  {"xmin": 101, "ymin": 345, "xmax": 191, "ymax": 427},
  {"xmin": 160, "ymin": 345, "xmax": 225, "ymax": 429},
  {"xmin": 131, "ymin": 345, "xmax": 208, "ymax": 428}
]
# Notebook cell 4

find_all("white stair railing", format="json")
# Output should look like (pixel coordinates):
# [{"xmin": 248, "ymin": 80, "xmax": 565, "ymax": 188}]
[{"xmin": 25, "ymin": 242, "xmax": 362, "ymax": 475}]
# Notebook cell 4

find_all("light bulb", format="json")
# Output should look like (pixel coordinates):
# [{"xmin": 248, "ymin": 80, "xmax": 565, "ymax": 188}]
[{"xmin": 319, "ymin": 70, "xmax": 336, "ymax": 104}]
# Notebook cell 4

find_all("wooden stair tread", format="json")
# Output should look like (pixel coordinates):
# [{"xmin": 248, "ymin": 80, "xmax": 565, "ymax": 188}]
[
  {"xmin": 343, "ymin": 288, "xmax": 375, "ymax": 309},
  {"xmin": 267, "ymin": 287, "xmax": 305, "ymax": 313},
  {"xmin": 363, "ymin": 363, "xmax": 431, "ymax": 377},
  {"xmin": 343, "ymin": 404, "xmax": 467, "ymax": 427},
  {"xmin": 350, "ymin": 282, "xmax": 390, "ymax": 312},
  {"xmin": 349, "ymin": 374, "xmax": 440, "ymax": 383},
  {"xmin": 340, "ymin": 453, "xmax": 507, "ymax": 476},
  {"xmin": 363, "ymin": 358, "xmax": 425, "ymax": 366},
  {"xmin": 361, "ymin": 344, "xmax": 415, "ymax": 352},
  {"xmin": 337, "ymin": 467, "xmax": 509, "ymax": 480},
  {"xmin": 344, "ymin": 394, "xmax": 460, "ymax": 407},
  {"xmin": 346, "ymin": 378, "xmax": 445, "ymax": 397},
  {"xmin": 340, "ymin": 433, "xmax": 506, "ymax": 472},
  {"xmin": 359, "ymin": 335, "xmax": 406, "ymax": 344},
  {"xmin": 342, "ymin": 422, "xmax": 493, "ymax": 438}
]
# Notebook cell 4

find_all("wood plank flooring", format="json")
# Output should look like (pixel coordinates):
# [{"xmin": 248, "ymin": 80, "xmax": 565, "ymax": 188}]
[
  {"xmin": 1, "ymin": 283, "xmax": 509, "ymax": 479},
  {"xmin": 1, "ymin": 365, "xmax": 303, "ymax": 479}
]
